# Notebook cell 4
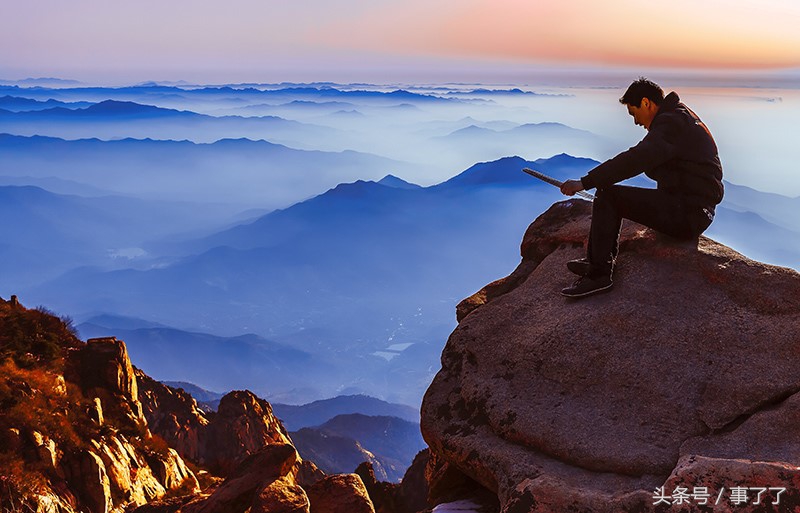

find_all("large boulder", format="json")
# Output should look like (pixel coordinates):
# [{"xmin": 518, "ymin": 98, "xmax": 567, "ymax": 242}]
[
  {"xmin": 68, "ymin": 336, "xmax": 147, "ymax": 432},
  {"xmin": 202, "ymin": 390, "xmax": 294, "ymax": 475},
  {"xmin": 422, "ymin": 199, "xmax": 800, "ymax": 512},
  {"xmin": 305, "ymin": 474, "xmax": 376, "ymax": 513}
]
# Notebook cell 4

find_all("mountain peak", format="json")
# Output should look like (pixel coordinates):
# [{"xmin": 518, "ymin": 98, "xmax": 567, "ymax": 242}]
[
  {"xmin": 422, "ymin": 199, "xmax": 800, "ymax": 511},
  {"xmin": 84, "ymin": 100, "xmax": 173, "ymax": 115},
  {"xmin": 376, "ymin": 174, "xmax": 421, "ymax": 189},
  {"xmin": 435, "ymin": 154, "xmax": 596, "ymax": 189}
]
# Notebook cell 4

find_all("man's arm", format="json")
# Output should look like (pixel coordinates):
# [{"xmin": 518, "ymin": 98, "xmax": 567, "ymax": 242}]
[{"xmin": 580, "ymin": 117, "xmax": 679, "ymax": 190}]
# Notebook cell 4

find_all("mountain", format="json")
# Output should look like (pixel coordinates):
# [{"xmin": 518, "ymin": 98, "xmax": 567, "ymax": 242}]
[
  {"xmin": 76, "ymin": 320, "xmax": 321, "ymax": 401},
  {"xmin": 272, "ymin": 395, "xmax": 419, "ymax": 431},
  {"xmin": 432, "ymin": 122, "xmax": 611, "ymax": 167},
  {"xmin": 28, "ymin": 155, "xmax": 587, "ymax": 404},
  {"xmin": 0, "ymin": 297, "xmax": 386, "ymax": 513},
  {"xmin": 0, "ymin": 184, "xmax": 244, "ymax": 291},
  {"xmin": 0, "ymin": 133, "xmax": 414, "ymax": 208},
  {"xmin": 0, "ymin": 99, "xmax": 344, "ymax": 147},
  {"xmin": 421, "ymin": 199, "xmax": 800, "ymax": 511},
  {"xmin": 0, "ymin": 95, "xmax": 91, "ymax": 111},
  {"xmin": 720, "ymin": 180, "xmax": 800, "ymax": 232},
  {"xmin": 25, "ymin": 153, "xmax": 800, "ymax": 406},
  {"xmin": 705, "ymin": 206, "xmax": 800, "ymax": 269},
  {"xmin": 377, "ymin": 174, "xmax": 421, "ymax": 189},
  {"xmin": 291, "ymin": 414, "xmax": 426, "ymax": 482}
]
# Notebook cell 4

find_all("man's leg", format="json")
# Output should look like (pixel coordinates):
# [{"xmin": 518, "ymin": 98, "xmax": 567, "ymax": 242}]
[
  {"xmin": 588, "ymin": 185, "xmax": 693, "ymax": 271},
  {"xmin": 563, "ymin": 185, "xmax": 691, "ymax": 297}
]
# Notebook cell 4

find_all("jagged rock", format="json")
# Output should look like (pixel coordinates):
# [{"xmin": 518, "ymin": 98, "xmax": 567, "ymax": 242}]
[
  {"xmin": 148, "ymin": 447, "xmax": 200, "ymax": 493},
  {"xmin": 182, "ymin": 443, "xmax": 299, "ymax": 513},
  {"xmin": 356, "ymin": 461, "xmax": 400, "ymax": 513},
  {"xmin": 63, "ymin": 449, "xmax": 112, "ymax": 513},
  {"xmin": 251, "ymin": 474, "xmax": 310, "ymax": 513},
  {"xmin": 294, "ymin": 459, "xmax": 326, "ymax": 489},
  {"xmin": 1, "ymin": 302, "xmax": 200, "ymax": 513},
  {"xmin": 136, "ymin": 369, "xmax": 209, "ymax": 463},
  {"xmin": 398, "ymin": 450, "xmax": 431, "ymax": 513},
  {"xmin": 69, "ymin": 337, "xmax": 147, "ymax": 433},
  {"xmin": 421, "ymin": 199, "xmax": 800, "ymax": 512},
  {"xmin": 305, "ymin": 474, "xmax": 376, "ymax": 513},
  {"xmin": 88, "ymin": 397, "xmax": 104, "ymax": 425},
  {"xmin": 37, "ymin": 437, "xmax": 58, "ymax": 469},
  {"xmin": 202, "ymin": 390, "xmax": 294, "ymax": 475}
]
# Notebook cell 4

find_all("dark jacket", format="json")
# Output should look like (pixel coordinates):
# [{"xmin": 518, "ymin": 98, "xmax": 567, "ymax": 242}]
[{"xmin": 580, "ymin": 92, "xmax": 724, "ymax": 208}]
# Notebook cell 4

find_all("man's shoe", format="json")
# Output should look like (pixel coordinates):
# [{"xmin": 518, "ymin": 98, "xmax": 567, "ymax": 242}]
[
  {"xmin": 560, "ymin": 275, "xmax": 613, "ymax": 298},
  {"xmin": 566, "ymin": 258, "xmax": 591, "ymax": 276}
]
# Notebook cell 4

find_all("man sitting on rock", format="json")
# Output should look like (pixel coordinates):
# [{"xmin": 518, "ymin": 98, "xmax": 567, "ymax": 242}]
[{"xmin": 559, "ymin": 77, "xmax": 724, "ymax": 297}]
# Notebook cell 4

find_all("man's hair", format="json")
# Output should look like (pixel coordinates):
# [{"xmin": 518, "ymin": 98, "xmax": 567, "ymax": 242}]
[{"xmin": 619, "ymin": 78, "xmax": 664, "ymax": 106}]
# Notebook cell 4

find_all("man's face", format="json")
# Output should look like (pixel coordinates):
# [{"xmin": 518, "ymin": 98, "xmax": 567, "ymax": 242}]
[{"xmin": 626, "ymin": 98, "xmax": 657, "ymax": 130}]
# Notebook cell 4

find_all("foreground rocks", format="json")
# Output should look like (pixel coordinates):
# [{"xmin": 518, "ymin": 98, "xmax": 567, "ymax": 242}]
[
  {"xmin": 0, "ymin": 320, "xmax": 199, "ymax": 513},
  {"xmin": 0, "ymin": 301, "xmax": 383, "ymax": 513},
  {"xmin": 422, "ymin": 199, "xmax": 800, "ymax": 512}
]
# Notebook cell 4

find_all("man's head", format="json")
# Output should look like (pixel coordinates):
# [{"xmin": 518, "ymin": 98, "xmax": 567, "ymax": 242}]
[{"xmin": 619, "ymin": 78, "xmax": 664, "ymax": 130}]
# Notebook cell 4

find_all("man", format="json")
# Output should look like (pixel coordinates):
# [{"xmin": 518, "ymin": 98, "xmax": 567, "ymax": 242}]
[{"xmin": 559, "ymin": 78, "xmax": 723, "ymax": 298}]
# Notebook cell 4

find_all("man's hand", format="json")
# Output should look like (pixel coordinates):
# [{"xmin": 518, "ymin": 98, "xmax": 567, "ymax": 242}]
[{"xmin": 560, "ymin": 179, "xmax": 584, "ymax": 196}]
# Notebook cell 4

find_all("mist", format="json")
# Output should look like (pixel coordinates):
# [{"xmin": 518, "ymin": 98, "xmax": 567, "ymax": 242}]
[{"xmin": 1, "ymin": 79, "xmax": 798, "ymax": 406}]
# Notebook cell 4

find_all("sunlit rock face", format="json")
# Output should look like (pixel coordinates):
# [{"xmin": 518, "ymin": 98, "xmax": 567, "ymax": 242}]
[{"xmin": 422, "ymin": 199, "xmax": 800, "ymax": 512}]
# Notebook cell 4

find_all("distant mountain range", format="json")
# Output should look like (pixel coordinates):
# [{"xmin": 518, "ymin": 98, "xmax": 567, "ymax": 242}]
[
  {"xmin": 0, "ymin": 100, "xmax": 343, "ymax": 147},
  {"xmin": 77, "ymin": 316, "xmax": 324, "ymax": 402},
  {"xmin": 291, "ymin": 414, "xmax": 425, "ymax": 482},
  {"xmin": 20, "ymin": 153, "xmax": 799, "ymax": 404},
  {"xmin": 0, "ymin": 133, "xmax": 414, "ymax": 208},
  {"xmin": 0, "ymin": 95, "xmax": 92, "ymax": 111},
  {"xmin": 272, "ymin": 394, "xmax": 419, "ymax": 431}
]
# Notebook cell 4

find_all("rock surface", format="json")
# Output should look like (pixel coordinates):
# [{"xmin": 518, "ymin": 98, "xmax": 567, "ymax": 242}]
[
  {"xmin": 305, "ymin": 473, "xmax": 376, "ymax": 513},
  {"xmin": 421, "ymin": 199, "xmax": 800, "ymax": 512},
  {"xmin": 0, "ymin": 302, "xmax": 199, "ymax": 513},
  {"xmin": 137, "ymin": 374, "xmax": 296, "ymax": 478}
]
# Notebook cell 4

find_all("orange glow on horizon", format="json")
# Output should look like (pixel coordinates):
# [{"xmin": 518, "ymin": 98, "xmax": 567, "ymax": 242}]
[{"xmin": 314, "ymin": 0, "xmax": 800, "ymax": 71}]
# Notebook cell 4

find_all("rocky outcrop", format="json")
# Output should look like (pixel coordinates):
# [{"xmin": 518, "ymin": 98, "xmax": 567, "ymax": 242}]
[
  {"xmin": 305, "ymin": 473, "xmax": 376, "ymax": 513},
  {"xmin": 136, "ymin": 369, "xmax": 210, "ymax": 463},
  {"xmin": 137, "ymin": 372, "xmax": 297, "ymax": 478},
  {"xmin": 356, "ymin": 451, "xmax": 432, "ymax": 513},
  {"xmin": 421, "ymin": 199, "xmax": 800, "ymax": 512},
  {"xmin": 0, "ymin": 302, "xmax": 199, "ymax": 513},
  {"xmin": 69, "ymin": 337, "xmax": 148, "ymax": 434},
  {"xmin": 203, "ymin": 390, "xmax": 294, "ymax": 475}
]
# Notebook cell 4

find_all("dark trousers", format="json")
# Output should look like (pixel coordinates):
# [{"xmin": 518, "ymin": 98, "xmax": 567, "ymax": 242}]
[{"xmin": 587, "ymin": 185, "xmax": 713, "ymax": 276}]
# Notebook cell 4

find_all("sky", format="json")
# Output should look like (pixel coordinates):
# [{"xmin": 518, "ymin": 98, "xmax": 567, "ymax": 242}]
[{"xmin": 3, "ymin": 0, "xmax": 800, "ymax": 84}]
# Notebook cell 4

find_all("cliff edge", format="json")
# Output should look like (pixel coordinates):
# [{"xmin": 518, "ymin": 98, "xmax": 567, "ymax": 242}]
[{"xmin": 421, "ymin": 199, "xmax": 800, "ymax": 512}]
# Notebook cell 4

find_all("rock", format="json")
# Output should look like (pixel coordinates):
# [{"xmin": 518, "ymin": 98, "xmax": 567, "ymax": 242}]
[
  {"xmin": 147, "ymin": 447, "xmax": 200, "ymax": 494},
  {"xmin": 305, "ymin": 474, "xmax": 376, "ymax": 513},
  {"xmin": 356, "ymin": 462, "xmax": 400, "ymax": 513},
  {"xmin": 69, "ymin": 337, "xmax": 147, "ymax": 433},
  {"xmin": 294, "ymin": 459, "xmax": 326, "ymax": 489},
  {"xmin": 63, "ymin": 449, "xmax": 112, "ymax": 513},
  {"xmin": 4, "ymin": 427, "xmax": 22, "ymax": 452},
  {"xmin": 81, "ymin": 337, "xmax": 139, "ymax": 401},
  {"xmin": 88, "ymin": 397, "xmax": 104, "ymax": 426},
  {"xmin": 202, "ymin": 390, "xmax": 294, "ymax": 475},
  {"xmin": 0, "ymin": 305, "xmax": 199, "ymax": 513},
  {"xmin": 398, "ymin": 450, "xmax": 431, "ymax": 513},
  {"xmin": 37, "ymin": 437, "xmax": 58, "ymax": 469},
  {"xmin": 136, "ymin": 369, "xmax": 209, "ymax": 463},
  {"xmin": 421, "ymin": 199, "xmax": 800, "ymax": 512},
  {"xmin": 182, "ymin": 443, "xmax": 299, "ymax": 513},
  {"xmin": 252, "ymin": 474, "xmax": 310, "ymax": 513}
]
